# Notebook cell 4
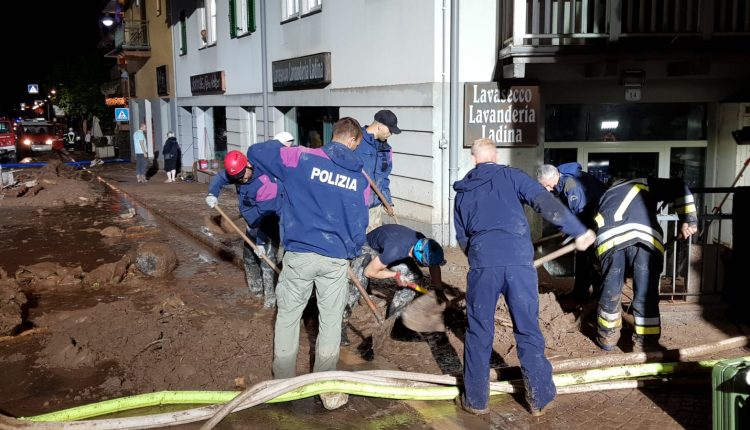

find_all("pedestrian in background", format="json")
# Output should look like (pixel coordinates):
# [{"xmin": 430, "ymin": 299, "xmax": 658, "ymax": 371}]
[
  {"xmin": 133, "ymin": 123, "xmax": 148, "ymax": 183},
  {"xmin": 453, "ymin": 138, "xmax": 595, "ymax": 417},
  {"xmin": 162, "ymin": 131, "xmax": 181, "ymax": 183},
  {"xmin": 248, "ymin": 117, "xmax": 369, "ymax": 411},
  {"xmin": 537, "ymin": 163, "xmax": 607, "ymax": 301},
  {"xmin": 84, "ymin": 131, "xmax": 93, "ymax": 154},
  {"xmin": 593, "ymin": 177, "xmax": 697, "ymax": 352},
  {"xmin": 356, "ymin": 110, "xmax": 400, "ymax": 231}
]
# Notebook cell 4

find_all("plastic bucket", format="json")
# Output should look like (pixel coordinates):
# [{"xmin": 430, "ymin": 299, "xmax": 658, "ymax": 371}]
[{"xmin": 198, "ymin": 159, "xmax": 208, "ymax": 170}]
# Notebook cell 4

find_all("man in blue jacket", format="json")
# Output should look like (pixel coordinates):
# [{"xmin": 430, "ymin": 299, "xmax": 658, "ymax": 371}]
[
  {"xmin": 356, "ymin": 109, "xmax": 400, "ymax": 231},
  {"xmin": 454, "ymin": 139, "xmax": 595, "ymax": 417},
  {"xmin": 205, "ymin": 149, "xmax": 281, "ymax": 308},
  {"xmin": 537, "ymin": 163, "xmax": 607, "ymax": 301},
  {"xmin": 248, "ymin": 117, "xmax": 369, "ymax": 410}
]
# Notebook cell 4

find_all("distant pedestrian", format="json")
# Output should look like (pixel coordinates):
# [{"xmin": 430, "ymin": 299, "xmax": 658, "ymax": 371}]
[
  {"xmin": 162, "ymin": 131, "xmax": 181, "ymax": 183},
  {"xmin": 537, "ymin": 163, "xmax": 607, "ymax": 301},
  {"xmin": 454, "ymin": 138, "xmax": 595, "ymax": 417},
  {"xmin": 133, "ymin": 123, "xmax": 148, "ymax": 183},
  {"xmin": 356, "ymin": 110, "xmax": 401, "ymax": 231},
  {"xmin": 84, "ymin": 131, "xmax": 93, "ymax": 153}
]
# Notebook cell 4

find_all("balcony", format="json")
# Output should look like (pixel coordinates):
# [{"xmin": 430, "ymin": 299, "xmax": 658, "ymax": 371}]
[
  {"xmin": 104, "ymin": 20, "xmax": 151, "ymax": 59},
  {"xmin": 501, "ymin": 0, "xmax": 750, "ymax": 56}
]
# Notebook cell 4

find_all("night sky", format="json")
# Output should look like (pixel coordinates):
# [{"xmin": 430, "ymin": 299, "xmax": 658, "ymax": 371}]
[{"xmin": 1, "ymin": 1, "xmax": 109, "ymax": 115}]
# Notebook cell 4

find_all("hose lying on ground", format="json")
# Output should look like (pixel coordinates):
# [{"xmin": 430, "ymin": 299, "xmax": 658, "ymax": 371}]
[{"xmin": 0, "ymin": 356, "xmax": 742, "ymax": 430}]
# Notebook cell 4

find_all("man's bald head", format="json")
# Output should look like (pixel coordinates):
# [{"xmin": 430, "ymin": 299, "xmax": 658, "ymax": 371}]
[{"xmin": 471, "ymin": 138, "xmax": 497, "ymax": 164}]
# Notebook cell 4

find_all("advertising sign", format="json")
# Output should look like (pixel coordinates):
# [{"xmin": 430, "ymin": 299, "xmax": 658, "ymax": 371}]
[{"xmin": 463, "ymin": 82, "xmax": 541, "ymax": 147}]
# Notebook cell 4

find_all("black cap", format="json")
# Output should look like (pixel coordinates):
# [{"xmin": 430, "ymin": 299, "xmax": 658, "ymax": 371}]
[{"xmin": 374, "ymin": 110, "xmax": 401, "ymax": 134}]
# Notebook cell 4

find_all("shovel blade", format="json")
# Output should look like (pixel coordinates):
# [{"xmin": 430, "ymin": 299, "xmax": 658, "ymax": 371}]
[{"xmin": 400, "ymin": 291, "xmax": 449, "ymax": 333}]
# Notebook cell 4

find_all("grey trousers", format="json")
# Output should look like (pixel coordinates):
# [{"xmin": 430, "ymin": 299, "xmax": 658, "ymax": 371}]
[{"xmin": 272, "ymin": 251, "xmax": 349, "ymax": 379}]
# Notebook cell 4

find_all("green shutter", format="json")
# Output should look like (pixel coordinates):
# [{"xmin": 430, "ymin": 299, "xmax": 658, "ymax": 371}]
[
  {"xmin": 180, "ymin": 12, "xmax": 187, "ymax": 54},
  {"xmin": 248, "ymin": 0, "xmax": 256, "ymax": 33},
  {"xmin": 229, "ymin": 0, "xmax": 237, "ymax": 38}
]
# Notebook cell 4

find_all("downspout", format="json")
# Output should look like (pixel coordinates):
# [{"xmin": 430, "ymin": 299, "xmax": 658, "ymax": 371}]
[
  {"xmin": 448, "ymin": 0, "xmax": 460, "ymax": 247},
  {"xmin": 260, "ymin": 0, "xmax": 270, "ymax": 140},
  {"xmin": 439, "ymin": 0, "xmax": 450, "ymax": 245}
]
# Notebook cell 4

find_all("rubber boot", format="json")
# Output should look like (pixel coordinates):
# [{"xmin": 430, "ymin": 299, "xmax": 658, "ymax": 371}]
[
  {"xmin": 340, "ymin": 306, "xmax": 353, "ymax": 346},
  {"xmin": 243, "ymin": 242, "xmax": 263, "ymax": 297}
]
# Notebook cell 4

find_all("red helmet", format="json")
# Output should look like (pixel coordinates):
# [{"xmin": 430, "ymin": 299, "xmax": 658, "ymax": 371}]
[{"xmin": 224, "ymin": 150, "xmax": 248, "ymax": 177}]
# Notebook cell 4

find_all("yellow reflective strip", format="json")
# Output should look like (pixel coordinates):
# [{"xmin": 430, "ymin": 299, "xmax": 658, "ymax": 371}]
[
  {"xmin": 596, "ymin": 231, "xmax": 665, "ymax": 257},
  {"xmin": 635, "ymin": 326, "xmax": 661, "ymax": 335},
  {"xmin": 595, "ymin": 213, "xmax": 604, "ymax": 228},
  {"xmin": 676, "ymin": 204, "xmax": 696, "ymax": 215},
  {"xmin": 614, "ymin": 184, "xmax": 648, "ymax": 222},
  {"xmin": 598, "ymin": 316, "xmax": 622, "ymax": 329}
]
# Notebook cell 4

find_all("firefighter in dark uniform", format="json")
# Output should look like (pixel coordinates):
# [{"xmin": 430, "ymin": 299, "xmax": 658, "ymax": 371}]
[{"xmin": 593, "ymin": 177, "xmax": 698, "ymax": 351}]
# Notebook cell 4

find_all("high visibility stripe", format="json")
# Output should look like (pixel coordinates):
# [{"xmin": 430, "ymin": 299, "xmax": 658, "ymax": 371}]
[
  {"xmin": 599, "ymin": 308, "xmax": 621, "ymax": 321},
  {"xmin": 598, "ymin": 316, "xmax": 622, "ymax": 329},
  {"xmin": 676, "ymin": 204, "xmax": 696, "ymax": 215},
  {"xmin": 596, "ymin": 231, "xmax": 665, "ymax": 257},
  {"xmin": 634, "ymin": 316, "xmax": 660, "ymax": 325},
  {"xmin": 614, "ymin": 184, "xmax": 649, "ymax": 221},
  {"xmin": 595, "ymin": 213, "xmax": 604, "ymax": 228},
  {"xmin": 596, "ymin": 223, "xmax": 663, "ymax": 246},
  {"xmin": 635, "ymin": 325, "xmax": 661, "ymax": 335},
  {"xmin": 675, "ymin": 195, "xmax": 694, "ymax": 206}
]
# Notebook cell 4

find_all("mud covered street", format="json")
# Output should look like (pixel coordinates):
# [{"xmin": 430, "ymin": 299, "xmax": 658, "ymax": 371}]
[{"xmin": 1, "ymin": 159, "xmax": 748, "ymax": 429}]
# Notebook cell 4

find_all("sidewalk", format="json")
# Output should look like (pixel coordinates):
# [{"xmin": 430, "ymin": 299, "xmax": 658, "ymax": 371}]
[{"xmin": 94, "ymin": 162, "xmax": 719, "ymax": 429}]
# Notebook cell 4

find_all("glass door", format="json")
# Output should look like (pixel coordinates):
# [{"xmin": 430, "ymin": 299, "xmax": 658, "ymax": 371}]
[{"xmin": 586, "ymin": 152, "xmax": 659, "ymax": 186}]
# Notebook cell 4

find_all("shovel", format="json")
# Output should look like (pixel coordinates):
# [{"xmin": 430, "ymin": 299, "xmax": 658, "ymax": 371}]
[{"xmin": 400, "ymin": 243, "xmax": 577, "ymax": 333}]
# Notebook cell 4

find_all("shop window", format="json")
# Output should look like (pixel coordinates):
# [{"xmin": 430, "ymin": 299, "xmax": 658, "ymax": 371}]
[
  {"xmin": 213, "ymin": 106, "xmax": 227, "ymax": 161},
  {"xmin": 230, "ymin": 0, "xmax": 256, "ymax": 38},
  {"xmin": 546, "ymin": 103, "xmax": 707, "ymax": 142},
  {"xmin": 281, "ymin": 107, "xmax": 338, "ymax": 147}
]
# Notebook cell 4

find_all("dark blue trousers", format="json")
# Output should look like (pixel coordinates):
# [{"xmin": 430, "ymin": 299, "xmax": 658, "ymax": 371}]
[{"xmin": 463, "ymin": 265, "xmax": 556, "ymax": 411}]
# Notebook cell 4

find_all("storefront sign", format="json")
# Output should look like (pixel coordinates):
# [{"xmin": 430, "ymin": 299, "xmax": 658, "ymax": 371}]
[
  {"xmin": 156, "ymin": 65, "xmax": 169, "ymax": 96},
  {"xmin": 272, "ymin": 52, "xmax": 331, "ymax": 91},
  {"xmin": 190, "ymin": 71, "xmax": 226, "ymax": 95},
  {"xmin": 463, "ymin": 82, "xmax": 541, "ymax": 147}
]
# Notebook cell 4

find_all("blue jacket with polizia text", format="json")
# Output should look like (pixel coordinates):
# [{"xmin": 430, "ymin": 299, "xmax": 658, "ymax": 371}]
[
  {"xmin": 248, "ymin": 140, "xmax": 370, "ymax": 259},
  {"xmin": 355, "ymin": 127, "xmax": 392, "ymax": 208},
  {"xmin": 454, "ymin": 162, "xmax": 587, "ymax": 268},
  {"xmin": 554, "ymin": 162, "xmax": 607, "ymax": 219}
]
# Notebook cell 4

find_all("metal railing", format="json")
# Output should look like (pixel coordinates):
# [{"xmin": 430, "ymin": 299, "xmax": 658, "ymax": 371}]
[
  {"xmin": 503, "ymin": 0, "xmax": 750, "ymax": 48},
  {"xmin": 113, "ymin": 20, "xmax": 150, "ymax": 51}
]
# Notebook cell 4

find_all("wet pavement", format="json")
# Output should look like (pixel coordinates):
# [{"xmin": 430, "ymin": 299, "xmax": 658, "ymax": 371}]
[{"xmin": 1, "ymin": 160, "xmax": 743, "ymax": 429}]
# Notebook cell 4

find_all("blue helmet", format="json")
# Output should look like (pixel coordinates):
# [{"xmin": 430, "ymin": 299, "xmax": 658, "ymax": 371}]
[{"xmin": 413, "ymin": 238, "xmax": 445, "ymax": 267}]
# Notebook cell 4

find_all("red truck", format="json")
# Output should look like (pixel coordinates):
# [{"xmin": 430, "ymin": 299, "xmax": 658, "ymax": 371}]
[
  {"xmin": 0, "ymin": 117, "xmax": 15, "ymax": 161},
  {"xmin": 15, "ymin": 119, "xmax": 61, "ymax": 159}
]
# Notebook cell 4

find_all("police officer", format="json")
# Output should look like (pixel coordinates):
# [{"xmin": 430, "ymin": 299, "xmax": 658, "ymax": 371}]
[
  {"xmin": 454, "ymin": 139, "xmax": 595, "ymax": 416},
  {"xmin": 593, "ymin": 177, "xmax": 697, "ymax": 352},
  {"xmin": 342, "ymin": 224, "xmax": 446, "ymax": 346},
  {"xmin": 537, "ymin": 163, "xmax": 607, "ymax": 301}
]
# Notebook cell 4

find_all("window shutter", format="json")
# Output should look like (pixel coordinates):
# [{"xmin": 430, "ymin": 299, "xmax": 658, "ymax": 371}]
[
  {"xmin": 248, "ymin": 0, "xmax": 256, "ymax": 33},
  {"xmin": 229, "ymin": 0, "xmax": 237, "ymax": 38},
  {"xmin": 180, "ymin": 12, "xmax": 187, "ymax": 54}
]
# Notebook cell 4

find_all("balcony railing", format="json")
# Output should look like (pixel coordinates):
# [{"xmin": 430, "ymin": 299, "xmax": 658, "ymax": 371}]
[
  {"xmin": 113, "ymin": 20, "xmax": 150, "ymax": 52},
  {"xmin": 502, "ymin": 0, "xmax": 750, "ymax": 48}
]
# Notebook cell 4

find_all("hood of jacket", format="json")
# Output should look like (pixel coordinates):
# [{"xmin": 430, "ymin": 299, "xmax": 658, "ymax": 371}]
[
  {"xmin": 323, "ymin": 141, "xmax": 364, "ymax": 172},
  {"xmin": 453, "ymin": 162, "xmax": 500, "ymax": 192},
  {"xmin": 557, "ymin": 162, "xmax": 582, "ymax": 177}
]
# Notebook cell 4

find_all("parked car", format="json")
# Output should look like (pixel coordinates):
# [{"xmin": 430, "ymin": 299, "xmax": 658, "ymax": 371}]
[
  {"xmin": 0, "ymin": 117, "xmax": 15, "ymax": 161},
  {"xmin": 15, "ymin": 119, "xmax": 60, "ymax": 158}
]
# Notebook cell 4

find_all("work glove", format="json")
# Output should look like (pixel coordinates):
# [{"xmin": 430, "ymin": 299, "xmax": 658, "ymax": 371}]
[
  {"xmin": 393, "ymin": 271, "xmax": 409, "ymax": 287},
  {"xmin": 254, "ymin": 246, "xmax": 266, "ymax": 259},
  {"xmin": 574, "ymin": 229, "xmax": 596, "ymax": 251},
  {"xmin": 205, "ymin": 195, "xmax": 218, "ymax": 208}
]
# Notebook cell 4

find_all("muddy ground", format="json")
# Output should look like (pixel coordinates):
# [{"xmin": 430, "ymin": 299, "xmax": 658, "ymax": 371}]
[{"xmin": 1, "ymin": 159, "xmax": 748, "ymax": 429}]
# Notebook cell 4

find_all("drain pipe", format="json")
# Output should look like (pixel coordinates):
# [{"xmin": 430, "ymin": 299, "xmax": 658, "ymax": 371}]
[
  {"xmin": 438, "ymin": 0, "xmax": 450, "ymax": 245},
  {"xmin": 260, "ymin": 0, "xmax": 270, "ymax": 140},
  {"xmin": 447, "ymin": 0, "xmax": 460, "ymax": 247}
]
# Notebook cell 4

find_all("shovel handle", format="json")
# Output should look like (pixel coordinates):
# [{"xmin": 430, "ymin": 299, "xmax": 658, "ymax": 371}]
[
  {"xmin": 533, "ymin": 242, "xmax": 577, "ymax": 268},
  {"xmin": 214, "ymin": 205, "xmax": 281, "ymax": 274},
  {"xmin": 347, "ymin": 266, "xmax": 383, "ymax": 325},
  {"xmin": 361, "ymin": 170, "xmax": 400, "ymax": 224}
]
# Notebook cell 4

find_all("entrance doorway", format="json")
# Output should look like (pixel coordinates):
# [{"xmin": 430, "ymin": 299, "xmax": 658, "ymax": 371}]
[{"xmin": 586, "ymin": 152, "xmax": 659, "ymax": 185}]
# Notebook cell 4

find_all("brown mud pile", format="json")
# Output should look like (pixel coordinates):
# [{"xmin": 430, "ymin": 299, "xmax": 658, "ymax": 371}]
[{"xmin": 1, "ymin": 159, "xmax": 101, "ymax": 207}]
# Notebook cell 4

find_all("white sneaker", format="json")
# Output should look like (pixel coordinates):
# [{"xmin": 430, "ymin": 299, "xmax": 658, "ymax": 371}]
[{"xmin": 320, "ymin": 392, "xmax": 348, "ymax": 410}]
